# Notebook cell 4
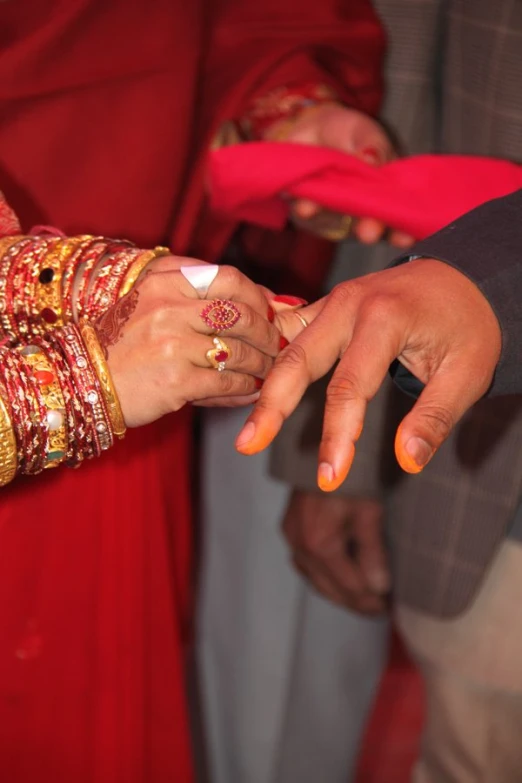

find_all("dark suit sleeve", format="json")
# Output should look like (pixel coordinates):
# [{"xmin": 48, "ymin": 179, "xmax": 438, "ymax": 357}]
[{"xmin": 393, "ymin": 189, "xmax": 522, "ymax": 397}]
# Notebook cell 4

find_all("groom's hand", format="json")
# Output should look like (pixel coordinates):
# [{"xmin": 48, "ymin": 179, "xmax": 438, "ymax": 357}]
[{"xmin": 236, "ymin": 258, "xmax": 501, "ymax": 490}]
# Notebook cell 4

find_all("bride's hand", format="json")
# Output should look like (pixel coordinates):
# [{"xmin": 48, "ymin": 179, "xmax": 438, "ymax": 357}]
[{"xmin": 100, "ymin": 260, "xmax": 284, "ymax": 427}]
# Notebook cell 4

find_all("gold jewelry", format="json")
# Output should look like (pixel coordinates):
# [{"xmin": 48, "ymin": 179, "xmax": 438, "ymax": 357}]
[
  {"xmin": 206, "ymin": 337, "xmax": 230, "ymax": 372},
  {"xmin": 79, "ymin": 321, "xmax": 127, "ymax": 439},
  {"xmin": 34, "ymin": 237, "xmax": 89, "ymax": 327},
  {"xmin": 19, "ymin": 345, "xmax": 69, "ymax": 468},
  {"xmin": 0, "ymin": 235, "xmax": 23, "ymax": 263},
  {"xmin": 0, "ymin": 386, "xmax": 17, "ymax": 486},
  {"xmin": 294, "ymin": 310, "xmax": 309, "ymax": 329},
  {"xmin": 265, "ymin": 101, "xmax": 339, "ymax": 142},
  {"xmin": 292, "ymin": 211, "xmax": 352, "ymax": 242},
  {"xmin": 319, "ymin": 214, "xmax": 353, "ymax": 242},
  {"xmin": 119, "ymin": 246, "xmax": 171, "ymax": 298}
]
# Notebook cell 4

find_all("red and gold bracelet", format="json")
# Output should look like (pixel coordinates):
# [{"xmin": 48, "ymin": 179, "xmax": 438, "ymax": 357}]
[
  {"xmin": 79, "ymin": 321, "xmax": 126, "ymax": 440},
  {"xmin": 19, "ymin": 344, "xmax": 69, "ymax": 469},
  {"xmin": 0, "ymin": 234, "xmax": 171, "ymax": 340},
  {"xmin": 44, "ymin": 336, "xmax": 92, "ymax": 465},
  {"xmin": 84, "ymin": 245, "xmax": 141, "ymax": 321},
  {"xmin": 0, "ymin": 238, "xmax": 35, "ymax": 339},
  {"xmin": 52, "ymin": 325, "xmax": 113, "ymax": 456},
  {"xmin": 0, "ymin": 382, "xmax": 17, "ymax": 487},
  {"xmin": 0, "ymin": 310, "xmax": 128, "ymax": 484},
  {"xmin": 70, "ymin": 239, "xmax": 118, "ymax": 321},
  {"xmin": 239, "ymin": 82, "xmax": 339, "ymax": 140},
  {"xmin": 1, "ymin": 346, "xmax": 51, "ymax": 474},
  {"xmin": 0, "ymin": 349, "xmax": 32, "ymax": 470}
]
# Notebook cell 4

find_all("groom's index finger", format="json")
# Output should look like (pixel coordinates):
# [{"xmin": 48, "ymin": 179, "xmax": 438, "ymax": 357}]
[
  {"xmin": 235, "ymin": 290, "xmax": 354, "ymax": 456},
  {"xmin": 234, "ymin": 337, "xmax": 313, "ymax": 455}
]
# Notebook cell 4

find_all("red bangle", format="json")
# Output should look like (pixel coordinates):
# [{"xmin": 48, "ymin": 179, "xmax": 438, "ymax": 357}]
[
  {"xmin": 1, "ymin": 348, "xmax": 45, "ymax": 473},
  {"xmin": 52, "ymin": 325, "xmax": 113, "ymax": 457},
  {"xmin": 83, "ymin": 243, "xmax": 138, "ymax": 321},
  {"xmin": 61, "ymin": 236, "xmax": 100, "ymax": 323},
  {"xmin": 0, "ymin": 349, "xmax": 30, "ymax": 470},
  {"xmin": 44, "ymin": 336, "xmax": 91, "ymax": 465}
]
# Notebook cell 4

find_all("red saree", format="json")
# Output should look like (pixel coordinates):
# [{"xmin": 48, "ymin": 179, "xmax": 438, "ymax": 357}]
[{"xmin": 0, "ymin": 2, "xmax": 383, "ymax": 780}]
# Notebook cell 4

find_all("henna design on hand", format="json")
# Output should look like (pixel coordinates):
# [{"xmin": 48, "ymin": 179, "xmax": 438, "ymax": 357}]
[{"xmin": 95, "ymin": 288, "xmax": 140, "ymax": 358}]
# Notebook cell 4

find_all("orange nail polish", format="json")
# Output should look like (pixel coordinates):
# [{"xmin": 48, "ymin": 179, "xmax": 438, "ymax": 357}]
[
  {"xmin": 236, "ymin": 421, "xmax": 256, "ymax": 452},
  {"xmin": 317, "ymin": 446, "xmax": 356, "ymax": 491},
  {"xmin": 317, "ymin": 462, "xmax": 335, "ymax": 491},
  {"xmin": 395, "ymin": 426, "xmax": 432, "ymax": 473},
  {"xmin": 236, "ymin": 419, "xmax": 278, "ymax": 455}
]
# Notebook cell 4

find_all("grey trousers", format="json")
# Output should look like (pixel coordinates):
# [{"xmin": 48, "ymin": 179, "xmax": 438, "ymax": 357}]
[{"xmin": 197, "ymin": 407, "xmax": 389, "ymax": 783}]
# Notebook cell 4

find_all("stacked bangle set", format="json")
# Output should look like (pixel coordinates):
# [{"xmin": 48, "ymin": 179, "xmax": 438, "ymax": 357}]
[{"xmin": 0, "ymin": 234, "xmax": 169, "ymax": 486}]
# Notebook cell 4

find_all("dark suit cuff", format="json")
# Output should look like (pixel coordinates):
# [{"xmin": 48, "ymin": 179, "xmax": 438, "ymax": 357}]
[{"xmin": 390, "ymin": 190, "xmax": 522, "ymax": 397}]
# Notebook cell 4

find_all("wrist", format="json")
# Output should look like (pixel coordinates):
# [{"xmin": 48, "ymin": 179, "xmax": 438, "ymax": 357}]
[
  {"xmin": 0, "ymin": 235, "xmax": 169, "ymax": 339},
  {"xmin": 0, "ymin": 322, "xmax": 126, "ymax": 484},
  {"xmin": 262, "ymin": 100, "xmax": 341, "ymax": 142},
  {"xmin": 238, "ymin": 82, "xmax": 339, "ymax": 141}
]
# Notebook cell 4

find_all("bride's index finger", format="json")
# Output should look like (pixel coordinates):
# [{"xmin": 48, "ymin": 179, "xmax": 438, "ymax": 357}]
[{"xmin": 207, "ymin": 265, "xmax": 276, "ymax": 320}]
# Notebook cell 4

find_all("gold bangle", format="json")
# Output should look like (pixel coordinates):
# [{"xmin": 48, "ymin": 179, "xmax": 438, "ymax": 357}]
[
  {"xmin": 0, "ymin": 235, "xmax": 24, "ymax": 263},
  {"xmin": 34, "ymin": 236, "xmax": 90, "ymax": 327},
  {"xmin": 292, "ymin": 211, "xmax": 353, "ymax": 242},
  {"xmin": 118, "ymin": 246, "xmax": 171, "ymax": 298},
  {"xmin": 79, "ymin": 321, "xmax": 127, "ymax": 439},
  {"xmin": 0, "ymin": 387, "xmax": 18, "ymax": 486}
]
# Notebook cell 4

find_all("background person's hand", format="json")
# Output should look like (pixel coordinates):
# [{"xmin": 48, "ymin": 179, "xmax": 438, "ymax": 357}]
[
  {"xmin": 267, "ymin": 104, "xmax": 413, "ymax": 247},
  {"xmin": 236, "ymin": 258, "xmax": 502, "ymax": 488},
  {"xmin": 283, "ymin": 490, "xmax": 389, "ymax": 614}
]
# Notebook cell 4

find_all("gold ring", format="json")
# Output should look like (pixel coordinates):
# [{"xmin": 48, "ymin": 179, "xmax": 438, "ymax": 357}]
[
  {"xmin": 294, "ymin": 311, "xmax": 309, "ymax": 329},
  {"xmin": 206, "ymin": 337, "xmax": 230, "ymax": 372},
  {"xmin": 321, "ymin": 214, "xmax": 353, "ymax": 242}
]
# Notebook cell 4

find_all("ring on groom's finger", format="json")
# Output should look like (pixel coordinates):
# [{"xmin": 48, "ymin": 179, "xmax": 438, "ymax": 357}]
[
  {"xmin": 206, "ymin": 337, "xmax": 230, "ymax": 372},
  {"xmin": 200, "ymin": 299, "xmax": 241, "ymax": 331},
  {"xmin": 294, "ymin": 310, "xmax": 309, "ymax": 329}
]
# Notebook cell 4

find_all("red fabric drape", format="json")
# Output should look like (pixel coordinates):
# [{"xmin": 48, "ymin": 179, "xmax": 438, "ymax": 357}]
[{"xmin": 0, "ymin": 2, "xmax": 384, "ymax": 781}]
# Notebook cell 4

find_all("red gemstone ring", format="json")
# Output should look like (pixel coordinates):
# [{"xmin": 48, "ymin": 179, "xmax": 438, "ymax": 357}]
[
  {"xmin": 200, "ymin": 299, "xmax": 240, "ymax": 332},
  {"xmin": 206, "ymin": 337, "xmax": 230, "ymax": 372}
]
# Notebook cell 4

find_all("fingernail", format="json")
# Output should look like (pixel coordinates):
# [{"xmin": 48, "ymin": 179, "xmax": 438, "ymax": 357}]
[
  {"xmin": 254, "ymin": 377, "xmax": 264, "ymax": 389},
  {"xmin": 236, "ymin": 421, "xmax": 256, "ymax": 451},
  {"xmin": 368, "ymin": 570, "xmax": 391, "ymax": 595},
  {"xmin": 273, "ymin": 295, "xmax": 309, "ymax": 306},
  {"xmin": 267, "ymin": 305, "xmax": 275, "ymax": 323},
  {"xmin": 402, "ymin": 436, "xmax": 433, "ymax": 473},
  {"xmin": 360, "ymin": 146, "xmax": 381, "ymax": 164},
  {"xmin": 317, "ymin": 462, "xmax": 335, "ymax": 491},
  {"xmin": 355, "ymin": 223, "xmax": 382, "ymax": 244},
  {"xmin": 279, "ymin": 336, "xmax": 289, "ymax": 351}
]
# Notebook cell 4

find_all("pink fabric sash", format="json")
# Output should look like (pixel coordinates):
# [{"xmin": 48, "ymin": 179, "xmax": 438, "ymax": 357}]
[{"xmin": 209, "ymin": 143, "xmax": 522, "ymax": 240}]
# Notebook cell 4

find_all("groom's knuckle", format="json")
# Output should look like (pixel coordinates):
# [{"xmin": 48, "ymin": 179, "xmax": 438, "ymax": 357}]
[
  {"xmin": 419, "ymin": 405, "xmax": 455, "ymax": 440},
  {"xmin": 275, "ymin": 342, "xmax": 307, "ymax": 372},
  {"xmin": 326, "ymin": 370, "xmax": 360, "ymax": 406}
]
